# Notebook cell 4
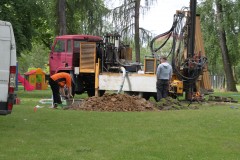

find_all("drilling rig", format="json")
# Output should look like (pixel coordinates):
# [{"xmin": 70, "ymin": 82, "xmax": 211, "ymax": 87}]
[
  {"xmin": 149, "ymin": 0, "xmax": 211, "ymax": 100},
  {"xmin": 49, "ymin": 0, "xmax": 211, "ymax": 101}
]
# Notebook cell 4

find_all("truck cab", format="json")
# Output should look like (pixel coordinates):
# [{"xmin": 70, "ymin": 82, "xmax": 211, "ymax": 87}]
[
  {"xmin": 0, "ymin": 20, "xmax": 17, "ymax": 115},
  {"xmin": 49, "ymin": 35, "xmax": 102, "ymax": 75},
  {"xmin": 49, "ymin": 35, "xmax": 103, "ymax": 96}
]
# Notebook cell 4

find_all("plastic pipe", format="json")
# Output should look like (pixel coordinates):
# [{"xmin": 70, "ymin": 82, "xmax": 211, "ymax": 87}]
[{"xmin": 117, "ymin": 67, "xmax": 126, "ymax": 94}]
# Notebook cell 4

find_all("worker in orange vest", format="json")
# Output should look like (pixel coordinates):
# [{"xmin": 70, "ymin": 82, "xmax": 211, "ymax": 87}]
[{"xmin": 49, "ymin": 72, "xmax": 73, "ymax": 108}]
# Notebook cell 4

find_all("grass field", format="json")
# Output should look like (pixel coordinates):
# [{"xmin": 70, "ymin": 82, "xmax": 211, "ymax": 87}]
[{"xmin": 1, "ymin": 87, "xmax": 240, "ymax": 160}]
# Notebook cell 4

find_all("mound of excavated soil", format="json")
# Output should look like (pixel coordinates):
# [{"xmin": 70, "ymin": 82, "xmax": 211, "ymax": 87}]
[
  {"xmin": 68, "ymin": 93, "xmax": 156, "ymax": 112},
  {"xmin": 66, "ymin": 93, "xmax": 199, "ymax": 112}
]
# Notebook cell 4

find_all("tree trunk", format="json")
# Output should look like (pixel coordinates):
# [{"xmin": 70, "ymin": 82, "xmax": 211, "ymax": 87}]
[
  {"xmin": 134, "ymin": 0, "xmax": 140, "ymax": 62},
  {"xmin": 58, "ymin": 0, "xmax": 67, "ymax": 35},
  {"xmin": 216, "ymin": 0, "xmax": 237, "ymax": 92}
]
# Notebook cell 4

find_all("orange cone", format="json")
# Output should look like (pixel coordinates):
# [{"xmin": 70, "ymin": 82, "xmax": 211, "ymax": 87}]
[{"xmin": 34, "ymin": 106, "xmax": 37, "ymax": 112}]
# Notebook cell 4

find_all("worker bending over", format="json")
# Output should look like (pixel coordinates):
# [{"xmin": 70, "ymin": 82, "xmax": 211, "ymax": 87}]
[
  {"xmin": 156, "ymin": 56, "xmax": 173, "ymax": 101},
  {"xmin": 49, "ymin": 72, "xmax": 73, "ymax": 108}
]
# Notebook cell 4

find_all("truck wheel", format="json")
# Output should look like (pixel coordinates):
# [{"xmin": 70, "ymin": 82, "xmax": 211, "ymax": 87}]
[
  {"xmin": 87, "ymin": 89, "xmax": 95, "ymax": 97},
  {"xmin": 142, "ymin": 93, "xmax": 150, "ymax": 100},
  {"xmin": 99, "ymin": 90, "xmax": 105, "ymax": 96},
  {"xmin": 153, "ymin": 95, "xmax": 158, "ymax": 102},
  {"xmin": 87, "ymin": 90, "xmax": 105, "ymax": 97}
]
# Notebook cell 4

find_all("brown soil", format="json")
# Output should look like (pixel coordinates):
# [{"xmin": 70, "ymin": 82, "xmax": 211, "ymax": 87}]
[
  {"xmin": 66, "ymin": 93, "xmax": 199, "ymax": 112},
  {"xmin": 67, "ymin": 93, "xmax": 156, "ymax": 111}
]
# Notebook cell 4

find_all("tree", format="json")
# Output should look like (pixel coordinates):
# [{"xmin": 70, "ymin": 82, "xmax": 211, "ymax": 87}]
[
  {"xmin": 198, "ymin": 1, "xmax": 221, "ymax": 74},
  {"xmin": 134, "ymin": 0, "xmax": 141, "ymax": 62},
  {"xmin": 54, "ymin": 0, "xmax": 109, "ymax": 35},
  {"xmin": 215, "ymin": 0, "xmax": 237, "ymax": 91},
  {"xmin": 18, "ymin": 43, "xmax": 50, "ymax": 74},
  {"xmin": 57, "ymin": 0, "xmax": 67, "ymax": 35},
  {"xmin": 198, "ymin": 0, "xmax": 238, "ymax": 91},
  {"xmin": 0, "ymin": 0, "xmax": 33, "ymax": 56},
  {"xmin": 30, "ymin": 0, "xmax": 55, "ymax": 49},
  {"xmin": 0, "ymin": 0, "xmax": 56, "ymax": 54},
  {"xmin": 111, "ymin": 0, "xmax": 156, "ymax": 62}
]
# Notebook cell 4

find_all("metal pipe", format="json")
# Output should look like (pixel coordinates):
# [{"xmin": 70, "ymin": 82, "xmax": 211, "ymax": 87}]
[{"xmin": 188, "ymin": 0, "xmax": 197, "ymax": 57}]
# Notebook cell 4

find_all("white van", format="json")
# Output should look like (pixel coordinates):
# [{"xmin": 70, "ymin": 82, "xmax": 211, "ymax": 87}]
[{"xmin": 0, "ymin": 20, "xmax": 17, "ymax": 115}]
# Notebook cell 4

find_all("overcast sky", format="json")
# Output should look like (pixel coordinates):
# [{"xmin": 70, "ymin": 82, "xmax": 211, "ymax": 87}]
[
  {"xmin": 140, "ymin": 0, "xmax": 191, "ymax": 35},
  {"xmin": 105, "ymin": 0, "xmax": 193, "ymax": 34}
]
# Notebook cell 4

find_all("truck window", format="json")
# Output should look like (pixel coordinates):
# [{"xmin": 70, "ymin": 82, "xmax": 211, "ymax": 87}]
[
  {"xmin": 54, "ymin": 40, "xmax": 65, "ymax": 52},
  {"xmin": 73, "ymin": 40, "xmax": 81, "ymax": 53},
  {"xmin": 67, "ymin": 40, "xmax": 72, "ymax": 53}
]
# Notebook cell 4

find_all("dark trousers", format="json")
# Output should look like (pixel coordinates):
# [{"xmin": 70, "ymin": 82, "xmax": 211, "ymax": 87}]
[
  {"xmin": 156, "ymin": 79, "xmax": 169, "ymax": 101},
  {"xmin": 49, "ymin": 78, "xmax": 62, "ymax": 104}
]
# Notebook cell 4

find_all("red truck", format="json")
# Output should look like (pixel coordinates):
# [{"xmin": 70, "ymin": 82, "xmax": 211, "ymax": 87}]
[{"xmin": 49, "ymin": 34, "xmax": 104, "ymax": 96}]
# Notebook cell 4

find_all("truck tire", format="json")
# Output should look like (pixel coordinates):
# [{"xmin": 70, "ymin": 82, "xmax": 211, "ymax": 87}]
[
  {"xmin": 87, "ymin": 89, "xmax": 95, "ymax": 97},
  {"xmin": 142, "ymin": 93, "xmax": 150, "ymax": 100},
  {"xmin": 87, "ymin": 89, "xmax": 105, "ymax": 97}
]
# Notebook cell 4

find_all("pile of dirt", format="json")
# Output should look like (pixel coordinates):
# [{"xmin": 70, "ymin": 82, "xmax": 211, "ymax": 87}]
[
  {"xmin": 66, "ymin": 93, "xmax": 199, "ymax": 112},
  {"xmin": 68, "ymin": 93, "xmax": 156, "ymax": 111}
]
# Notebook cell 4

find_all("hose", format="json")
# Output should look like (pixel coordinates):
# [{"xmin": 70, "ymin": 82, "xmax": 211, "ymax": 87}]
[
  {"xmin": 150, "ymin": 8, "xmax": 207, "ymax": 83},
  {"xmin": 117, "ymin": 67, "xmax": 126, "ymax": 94},
  {"xmin": 150, "ymin": 13, "xmax": 185, "ymax": 54}
]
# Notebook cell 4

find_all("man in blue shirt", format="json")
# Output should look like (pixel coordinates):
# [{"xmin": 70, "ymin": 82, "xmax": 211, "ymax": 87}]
[{"xmin": 156, "ymin": 56, "xmax": 173, "ymax": 101}]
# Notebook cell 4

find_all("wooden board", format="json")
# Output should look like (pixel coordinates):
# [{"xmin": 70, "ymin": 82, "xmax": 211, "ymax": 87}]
[{"xmin": 195, "ymin": 15, "xmax": 212, "ymax": 91}]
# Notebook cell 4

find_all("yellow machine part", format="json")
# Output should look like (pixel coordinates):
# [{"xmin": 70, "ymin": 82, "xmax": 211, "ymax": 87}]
[{"xmin": 169, "ymin": 80, "xmax": 183, "ymax": 95}]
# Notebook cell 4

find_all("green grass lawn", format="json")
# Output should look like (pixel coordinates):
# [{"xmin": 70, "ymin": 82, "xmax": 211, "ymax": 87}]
[{"xmin": 1, "ymin": 87, "xmax": 240, "ymax": 160}]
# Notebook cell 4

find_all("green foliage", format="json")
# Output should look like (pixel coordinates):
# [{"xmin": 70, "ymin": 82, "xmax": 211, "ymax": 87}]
[
  {"xmin": 30, "ymin": 0, "xmax": 55, "ymax": 48},
  {"xmin": 198, "ymin": 0, "xmax": 221, "ymax": 74},
  {"xmin": 0, "ymin": 0, "xmax": 32, "ymax": 55},
  {"xmin": 54, "ymin": 0, "xmax": 109, "ymax": 35},
  {"xmin": 198, "ymin": 0, "xmax": 240, "ymax": 79},
  {"xmin": 223, "ymin": 1, "xmax": 239, "ymax": 67},
  {"xmin": 0, "ymin": 0, "xmax": 55, "ymax": 55},
  {"xmin": 18, "ymin": 43, "xmax": 50, "ymax": 74}
]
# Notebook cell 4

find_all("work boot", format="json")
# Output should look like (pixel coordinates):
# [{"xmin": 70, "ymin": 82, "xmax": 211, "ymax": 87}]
[{"xmin": 53, "ymin": 103, "xmax": 58, "ymax": 109}]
